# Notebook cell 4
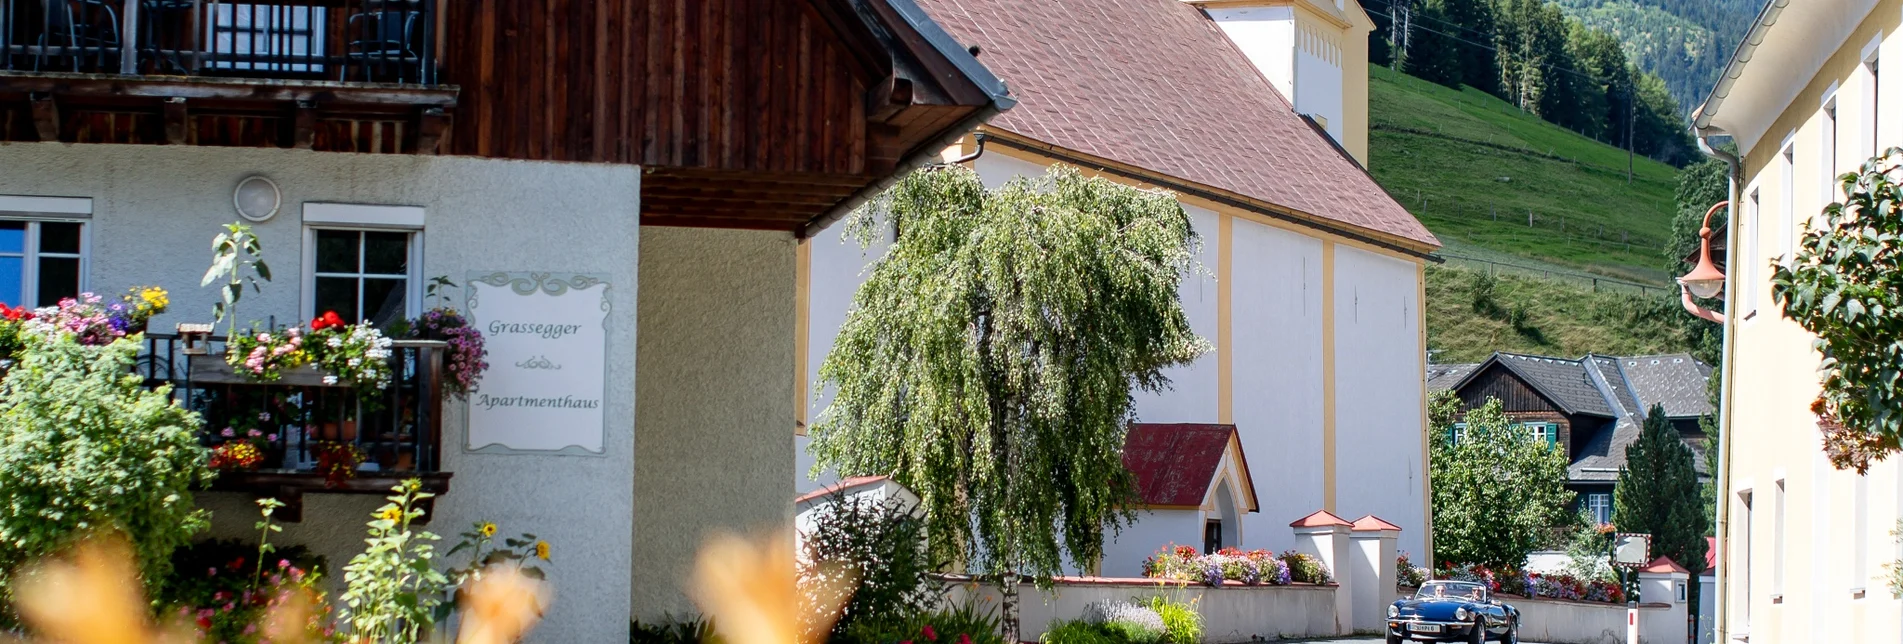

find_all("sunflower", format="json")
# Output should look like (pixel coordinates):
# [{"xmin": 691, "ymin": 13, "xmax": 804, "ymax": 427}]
[
  {"xmin": 479, "ymin": 522, "xmax": 498, "ymax": 538},
  {"xmin": 534, "ymin": 541, "xmax": 550, "ymax": 561},
  {"xmin": 377, "ymin": 506, "xmax": 403, "ymax": 523}
]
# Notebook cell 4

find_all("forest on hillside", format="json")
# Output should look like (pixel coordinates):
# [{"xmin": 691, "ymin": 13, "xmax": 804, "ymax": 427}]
[{"xmin": 1364, "ymin": 0, "xmax": 1754, "ymax": 166}]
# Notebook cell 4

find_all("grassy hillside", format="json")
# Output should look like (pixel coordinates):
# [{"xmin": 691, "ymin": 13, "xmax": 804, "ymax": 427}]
[
  {"xmin": 1367, "ymin": 65, "xmax": 1680, "ymax": 284},
  {"xmin": 1426, "ymin": 264, "xmax": 1700, "ymax": 362}
]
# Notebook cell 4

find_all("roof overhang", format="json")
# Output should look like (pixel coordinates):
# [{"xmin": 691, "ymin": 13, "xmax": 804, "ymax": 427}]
[{"xmin": 1693, "ymin": 0, "xmax": 1873, "ymax": 151}]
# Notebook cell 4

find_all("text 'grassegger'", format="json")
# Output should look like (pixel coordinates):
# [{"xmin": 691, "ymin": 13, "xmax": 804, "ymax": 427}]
[{"xmin": 486, "ymin": 321, "xmax": 585, "ymax": 340}]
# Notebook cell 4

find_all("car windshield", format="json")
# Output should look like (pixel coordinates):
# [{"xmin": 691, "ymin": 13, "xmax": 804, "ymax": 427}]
[{"xmin": 1415, "ymin": 581, "xmax": 1487, "ymax": 602}]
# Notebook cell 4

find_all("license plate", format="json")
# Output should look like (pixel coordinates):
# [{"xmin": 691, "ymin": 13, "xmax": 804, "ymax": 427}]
[{"xmin": 1411, "ymin": 624, "xmax": 1442, "ymax": 633}]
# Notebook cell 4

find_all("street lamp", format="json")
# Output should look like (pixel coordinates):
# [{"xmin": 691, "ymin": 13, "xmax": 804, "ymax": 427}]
[{"xmin": 1679, "ymin": 201, "xmax": 1728, "ymax": 323}]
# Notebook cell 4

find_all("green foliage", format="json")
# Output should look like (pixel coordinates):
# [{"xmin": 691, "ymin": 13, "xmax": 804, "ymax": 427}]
[
  {"xmin": 810, "ymin": 163, "xmax": 1208, "ymax": 587},
  {"xmin": 1431, "ymin": 399, "xmax": 1576, "ymax": 567},
  {"xmin": 1278, "ymin": 551, "xmax": 1333, "ymax": 584},
  {"xmin": 1145, "ymin": 595, "xmax": 1202, "ymax": 644},
  {"xmin": 339, "ymin": 480, "xmax": 448, "ymax": 644},
  {"xmin": 1041, "ymin": 620, "xmax": 1118, "ymax": 644},
  {"xmin": 798, "ymin": 492, "xmax": 944, "ymax": 639},
  {"xmin": 201, "ymin": 222, "xmax": 272, "ymax": 338},
  {"xmin": 1098, "ymin": 621, "xmax": 1161, "ymax": 644},
  {"xmin": 630, "ymin": 615, "xmax": 723, "ymax": 644},
  {"xmin": 1426, "ymin": 265, "xmax": 1706, "ymax": 361},
  {"xmin": 1885, "ymin": 520, "xmax": 1903, "ymax": 598},
  {"xmin": 1613, "ymin": 405, "xmax": 1709, "ymax": 573},
  {"xmin": 1771, "ymin": 149, "xmax": 1903, "ymax": 472},
  {"xmin": 837, "ymin": 600, "xmax": 1004, "ymax": 644},
  {"xmin": 0, "ymin": 333, "xmax": 212, "ymax": 621},
  {"xmin": 438, "ymin": 520, "xmax": 551, "ymax": 623},
  {"xmin": 1551, "ymin": 0, "xmax": 1758, "ymax": 114},
  {"xmin": 155, "ymin": 537, "xmax": 335, "ymax": 644}
]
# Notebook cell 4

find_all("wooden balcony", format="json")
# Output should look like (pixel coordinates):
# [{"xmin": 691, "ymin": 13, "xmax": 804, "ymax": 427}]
[
  {"xmin": 0, "ymin": 0, "xmax": 455, "ymax": 152},
  {"xmin": 139, "ymin": 332, "xmax": 451, "ymax": 522}
]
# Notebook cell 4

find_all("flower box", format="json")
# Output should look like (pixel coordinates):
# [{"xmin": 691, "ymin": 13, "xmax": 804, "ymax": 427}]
[{"xmin": 187, "ymin": 353, "xmax": 350, "ymax": 388}]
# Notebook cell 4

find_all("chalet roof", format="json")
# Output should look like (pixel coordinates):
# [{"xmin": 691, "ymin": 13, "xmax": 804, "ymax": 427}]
[
  {"xmin": 1570, "ymin": 417, "xmax": 1640, "ymax": 482},
  {"xmin": 793, "ymin": 476, "xmax": 892, "ymax": 505},
  {"xmin": 1640, "ymin": 556, "xmax": 1692, "ymax": 575},
  {"xmin": 1427, "ymin": 363, "xmax": 1478, "ymax": 393},
  {"xmin": 1488, "ymin": 354, "xmax": 1616, "ymax": 417},
  {"xmin": 1616, "ymin": 354, "xmax": 1715, "ymax": 419},
  {"xmin": 1584, "ymin": 356, "xmax": 1642, "ymax": 416},
  {"xmin": 913, "ymin": 0, "xmax": 1438, "ymax": 251},
  {"xmin": 1123, "ymin": 424, "xmax": 1259, "ymax": 511}
]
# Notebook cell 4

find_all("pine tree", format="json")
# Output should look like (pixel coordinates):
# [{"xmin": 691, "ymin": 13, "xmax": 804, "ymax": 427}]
[{"xmin": 1613, "ymin": 404, "xmax": 1710, "ymax": 601}]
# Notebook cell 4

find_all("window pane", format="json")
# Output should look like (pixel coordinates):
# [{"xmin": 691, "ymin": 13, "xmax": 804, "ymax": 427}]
[
  {"xmin": 362, "ymin": 278, "xmax": 407, "ymax": 327},
  {"xmin": 363, "ymin": 232, "xmax": 409, "ymax": 275},
  {"xmin": 315, "ymin": 230, "xmax": 359, "ymax": 273},
  {"xmin": 314, "ymin": 277, "xmax": 359, "ymax": 323},
  {"xmin": 0, "ymin": 257, "xmax": 21, "ymax": 306},
  {"xmin": 0, "ymin": 222, "xmax": 25, "ymax": 255},
  {"xmin": 39, "ymin": 222, "xmax": 80, "ymax": 254},
  {"xmin": 36, "ymin": 257, "xmax": 79, "ymax": 307}
]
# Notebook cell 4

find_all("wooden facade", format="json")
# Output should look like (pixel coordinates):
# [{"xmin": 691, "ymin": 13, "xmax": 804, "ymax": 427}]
[
  {"xmin": 1448, "ymin": 362, "xmax": 1601, "ymax": 462},
  {"xmin": 0, "ymin": 0, "xmax": 1007, "ymax": 233}
]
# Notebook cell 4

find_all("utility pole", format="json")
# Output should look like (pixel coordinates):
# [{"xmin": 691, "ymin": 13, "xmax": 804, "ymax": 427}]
[{"xmin": 1625, "ymin": 78, "xmax": 1635, "ymax": 184}]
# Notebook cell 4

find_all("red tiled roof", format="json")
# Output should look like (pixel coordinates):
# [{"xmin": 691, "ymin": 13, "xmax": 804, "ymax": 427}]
[
  {"xmin": 1640, "ymin": 556, "xmax": 1691, "ymax": 575},
  {"xmin": 915, "ymin": 0, "xmax": 1438, "ymax": 248},
  {"xmin": 1290, "ymin": 509, "xmax": 1353, "ymax": 528},
  {"xmin": 1122, "ymin": 423, "xmax": 1252, "ymax": 509},
  {"xmin": 793, "ymin": 476, "xmax": 890, "ymax": 505},
  {"xmin": 1705, "ymin": 536, "xmax": 1717, "ymax": 572},
  {"xmin": 1351, "ymin": 515, "xmax": 1403, "ymax": 532}
]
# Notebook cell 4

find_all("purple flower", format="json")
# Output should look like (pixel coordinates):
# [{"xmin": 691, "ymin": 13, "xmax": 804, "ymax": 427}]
[{"xmin": 220, "ymin": 428, "xmax": 235, "ymax": 438}]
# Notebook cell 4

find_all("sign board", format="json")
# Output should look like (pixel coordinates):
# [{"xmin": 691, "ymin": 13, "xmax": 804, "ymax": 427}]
[
  {"xmin": 1612, "ymin": 533, "xmax": 1652, "ymax": 569},
  {"xmin": 464, "ymin": 272, "xmax": 611, "ymax": 455}
]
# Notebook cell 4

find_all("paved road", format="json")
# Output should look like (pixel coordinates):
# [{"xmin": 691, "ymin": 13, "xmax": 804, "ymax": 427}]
[{"xmin": 1297, "ymin": 639, "xmax": 1553, "ymax": 643}]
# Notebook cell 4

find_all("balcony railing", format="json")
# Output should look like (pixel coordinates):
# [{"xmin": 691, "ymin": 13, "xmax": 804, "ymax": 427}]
[
  {"xmin": 139, "ymin": 332, "xmax": 449, "ymax": 519},
  {"xmin": 0, "ymin": 0, "xmax": 439, "ymax": 84}
]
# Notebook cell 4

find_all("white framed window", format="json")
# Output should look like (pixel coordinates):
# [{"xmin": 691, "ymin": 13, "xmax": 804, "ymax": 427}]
[
  {"xmin": 1865, "ymin": 35, "xmax": 1883, "ymax": 157},
  {"xmin": 1450, "ymin": 422, "xmax": 1467, "ymax": 444},
  {"xmin": 1524, "ymin": 421, "xmax": 1559, "ymax": 448},
  {"xmin": 1772, "ymin": 479, "xmax": 1786, "ymax": 600},
  {"xmin": 301, "ymin": 203, "xmax": 424, "ymax": 327},
  {"xmin": 1745, "ymin": 187, "xmax": 1764, "ymax": 318},
  {"xmin": 1737, "ymin": 489, "xmax": 1754, "ymax": 629},
  {"xmin": 1585, "ymin": 492, "xmax": 1612, "ymax": 525},
  {"xmin": 1823, "ymin": 96, "xmax": 1840, "ymax": 204},
  {"xmin": 0, "ymin": 196, "xmax": 91, "ymax": 309},
  {"xmin": 1780, "ymin": 142, "xmax": 1796, "ymax": 267},
  {"xmin": 1853, "ymin": 473, "xmax": 1869, "ymax": 596},
  {"xmin": 207, "ymin": 5, "xmax": 329, "ymax": 74}
]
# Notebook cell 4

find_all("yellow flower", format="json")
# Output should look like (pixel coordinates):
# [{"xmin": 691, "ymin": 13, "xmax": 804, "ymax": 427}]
[
  {"xmin": 534, "ymin": 541, "xmax": 550, "ymax": 561},
  {"xmin": 140, "ymin": 286, "xmax": 169, "ymax": 310},
  {"xmin": 377, "ymin": 507, "xmax": 403, "ymax": 523},
  {"xmin": 479, "ymin": 522, "xmax": 498, "ymax": 538}
]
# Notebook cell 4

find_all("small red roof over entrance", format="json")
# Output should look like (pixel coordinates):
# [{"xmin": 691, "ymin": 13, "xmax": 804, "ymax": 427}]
[
  {"xmin": 1290, "ymin": 509, "xmax": 1352, "ymax": 528},
  {"xmin": 1351, "ymin": 515, "xmax": 1403, "ymax": 532},
  {"xmin": 1122, "ymin": 423, "xmax": 1257, "ymax": 511},
  {"xmin": 1640, "ymin": 556, "xmax": 1690, "ymax": 575}
]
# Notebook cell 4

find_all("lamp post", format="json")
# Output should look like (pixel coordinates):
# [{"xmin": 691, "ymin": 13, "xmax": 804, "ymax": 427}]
[{"xmin": 1679, "ymin": 201, "xmax": 1728, "ymax": 323}]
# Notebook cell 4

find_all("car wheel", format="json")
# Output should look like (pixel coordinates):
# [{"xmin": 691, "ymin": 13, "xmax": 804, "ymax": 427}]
[
  {"xmin": 1470, "ymin": 618, "xmax": 1486, "ymax": 644},
  {"xmin": 1386, "ymin": 634, "xmax": 1402, "ymax": 644},
  {"xmin": 1504, "ymin": 621, "xmax": 1519, "ymax": 644}
]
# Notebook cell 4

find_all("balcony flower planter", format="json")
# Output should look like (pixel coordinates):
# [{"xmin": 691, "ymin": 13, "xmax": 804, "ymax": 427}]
[{"xmin": 188, "ymin": 354, "xmax": 353, "ymax": 388}]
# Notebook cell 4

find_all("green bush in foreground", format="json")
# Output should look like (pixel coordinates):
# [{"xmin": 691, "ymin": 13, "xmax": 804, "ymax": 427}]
[
  {"xmin": 1146, "ymin": 596, "xmax": 1202, "ymax": 644},
  {"xmin": 0, "ymin": 333, "xmax": 212, "ymax": 623}
]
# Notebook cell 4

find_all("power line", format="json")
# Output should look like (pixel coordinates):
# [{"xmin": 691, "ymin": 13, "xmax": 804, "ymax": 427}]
[{"xmin": 1360, "ymin": 0, "xmax": 1628, "ymax": 87}]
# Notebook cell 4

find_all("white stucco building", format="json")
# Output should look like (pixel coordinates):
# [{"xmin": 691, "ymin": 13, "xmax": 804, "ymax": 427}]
[
  {"xmin": 796, "ymin": 0, "xmax": 1440, "ymax": 572},
  {"xmin": 0, "ymin": 2, "xmax": 1010, "ymax": 641}
]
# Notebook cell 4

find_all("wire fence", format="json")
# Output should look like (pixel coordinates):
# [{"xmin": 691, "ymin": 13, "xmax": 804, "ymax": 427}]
[
  {"xmin": 1434, "ymin": 251, "xmax": 1674, "ymax": 297},
  {"xmin": 1391, "ymin": 183, "xmax": 1671, "ymax": 256}
]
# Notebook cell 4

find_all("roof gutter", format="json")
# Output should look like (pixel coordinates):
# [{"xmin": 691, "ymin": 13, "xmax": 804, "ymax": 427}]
[
  {"xmin": 1692, "ymin": 0, "xmax": 1790, "ymax": 132},
  {"xmin": 799, "ymin": 0, "xmax": 1016, "ymax": 239},
  {"xmin": 1695, "ymin": 129, "xmax": 1742, "ymax": 644}
]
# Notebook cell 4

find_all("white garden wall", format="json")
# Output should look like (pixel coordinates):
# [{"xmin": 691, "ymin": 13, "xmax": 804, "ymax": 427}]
[{"xmin": 951, "ymin": 579, "xmax": 1340, "ymax": 642}]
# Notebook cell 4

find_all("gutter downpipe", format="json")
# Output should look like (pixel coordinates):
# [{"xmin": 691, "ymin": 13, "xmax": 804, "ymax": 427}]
[
  {"xmin": 1692, "ymin": 1, "xmax": 1785, "ymax": 638},
  {"xmin": 1698, "ymin": 130, "xmax": 1741, "ymax": 644}
]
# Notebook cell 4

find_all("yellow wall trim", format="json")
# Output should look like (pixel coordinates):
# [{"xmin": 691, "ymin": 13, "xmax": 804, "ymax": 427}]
[
  {"xmin": 1321, "ymin": 241, "xmax": 1338, "ymax": 513},
  {"xmin": 1218, "ymin": 214, "xmax": 1235, "ymax": 425},
  {"xmin": 1416, "ymin": 261, "xmax": 1432, "ymax": 558}
]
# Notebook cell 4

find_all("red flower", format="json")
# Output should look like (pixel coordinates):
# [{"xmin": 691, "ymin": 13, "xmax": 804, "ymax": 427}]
[
  {"xmin": 922, "ymin": 625, "xmax": 937, "ymax": 641},
  {"xmin": 311, "ymin": 310, "xmax": 345, "ymax": 330},
  {"xmin": 959, "ymin": 634, "xmax": 973, "ymax": 644}
]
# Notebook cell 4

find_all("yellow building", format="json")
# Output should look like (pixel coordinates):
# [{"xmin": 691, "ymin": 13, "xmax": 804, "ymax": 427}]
[{"xmin": 1693, "ymin": 0, "xmax": 1903, "ymax": 641}]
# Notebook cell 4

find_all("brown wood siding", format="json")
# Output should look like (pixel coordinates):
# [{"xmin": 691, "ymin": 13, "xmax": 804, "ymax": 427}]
[
  {"xmin": 441, "ymin": 0, "xmax": 877, "ymax": 174},
  {"xmin": 1455, "ymin": 363, "xmax": 1565, "ymax": 415}
]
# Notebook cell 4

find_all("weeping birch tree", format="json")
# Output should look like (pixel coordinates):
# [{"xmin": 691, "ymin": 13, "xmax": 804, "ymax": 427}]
[{"xmin": 808, "ymin": 164, "xmax": 1208, "ymax": 641}]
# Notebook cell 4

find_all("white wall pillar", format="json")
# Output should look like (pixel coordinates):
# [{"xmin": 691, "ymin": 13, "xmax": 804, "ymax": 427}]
[
  {"xmin": 1636, "ymin": 557, "xmax": 1691, "ymax": 644},
  {"xmin": 1350, "ymin": 515, "xmax": 1401, "ymax": 634},
  {"xmin": 1291, "ymin": 510, "xmax": 1355, "ymax": 634}
]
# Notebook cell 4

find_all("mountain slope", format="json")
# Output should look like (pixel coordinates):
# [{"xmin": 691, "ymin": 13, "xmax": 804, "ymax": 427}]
[
  {"xmin": 1552, "ymin": 0, "xmax": 1758, "ymax": 114},
  {"xmin": 1367, "ymin": 65, "xmax": 1679, "ymax": 283}
]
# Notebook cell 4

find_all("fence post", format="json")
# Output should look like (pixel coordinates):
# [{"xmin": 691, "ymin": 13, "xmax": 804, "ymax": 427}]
[{"xmin": 1528, "ymin": 210, "xmax": 1534, "ymax": 227}]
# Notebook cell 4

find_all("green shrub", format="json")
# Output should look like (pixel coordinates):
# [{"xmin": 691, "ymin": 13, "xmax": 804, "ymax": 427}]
[
  {"xmin": 0, "ymin": 333, "xmax": 212, "ymax": 621},
  {"xmin": 1041, "ymin": 620, "xmax": 1117, "ymax": 644},
  {"xmin": 799, "ymin": 491, "xmax": 942, "ymax": 640},
  {"xmin": 1145, "ymin": 596, "xmax": 1201, "ymax": 644},
  {"xmin": 631, "ymin": 614, "xmax": 721, "ymax": 644},
  {"xmin": 837, "ymin": 600, "xmax": 1002, "ymax": 644},
  {"xmin": 1278, "ymin": 551, "xmax": 1332, "ymax": 584},
  {"xmin": 1099, "ymin": 621, "xmax": 1161, "ymax": 644}
]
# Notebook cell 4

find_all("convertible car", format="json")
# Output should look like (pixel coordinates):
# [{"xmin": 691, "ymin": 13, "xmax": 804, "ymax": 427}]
[{"xmin": 1386, "ymin": 580, "xmax": 1520, "ymax": 643}]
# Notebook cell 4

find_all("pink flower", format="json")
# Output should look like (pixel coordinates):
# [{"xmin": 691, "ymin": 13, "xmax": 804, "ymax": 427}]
[
  {"xmin": 266, "ymin": 434, "xmax": 278, "ymax": 442},
  {"xmin": 278, "ymin": 559, "xmax": 290, "ymax": 569},
  {"xmin": 207, "ymin": 567, "xmax": 217, "ymax": 577},
  {"xmin": 221, "ymin": 428, "xmax": 235, "ymax": 438},
  {"xmin": 248, "ymin": 429, "xmax": 262, "ymax": 438},
  {"xmin": 923, "ymin": 626, "xmax": 937, "ymax": 641}
]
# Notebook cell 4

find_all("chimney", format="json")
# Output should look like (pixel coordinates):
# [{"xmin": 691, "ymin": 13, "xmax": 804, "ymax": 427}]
[{"xmin": 1184, "ymin": 0, "xmax": 1373, "ymax": 164}]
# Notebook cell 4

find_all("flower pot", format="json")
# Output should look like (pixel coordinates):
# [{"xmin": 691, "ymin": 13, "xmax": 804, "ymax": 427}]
[
  {"xmin": 316, "ymin": 420, "xmax": 359, "ymax": 442},
  {"xmin": 189, "ymin": 354, "xmax": 345, "ymax": 388}
]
